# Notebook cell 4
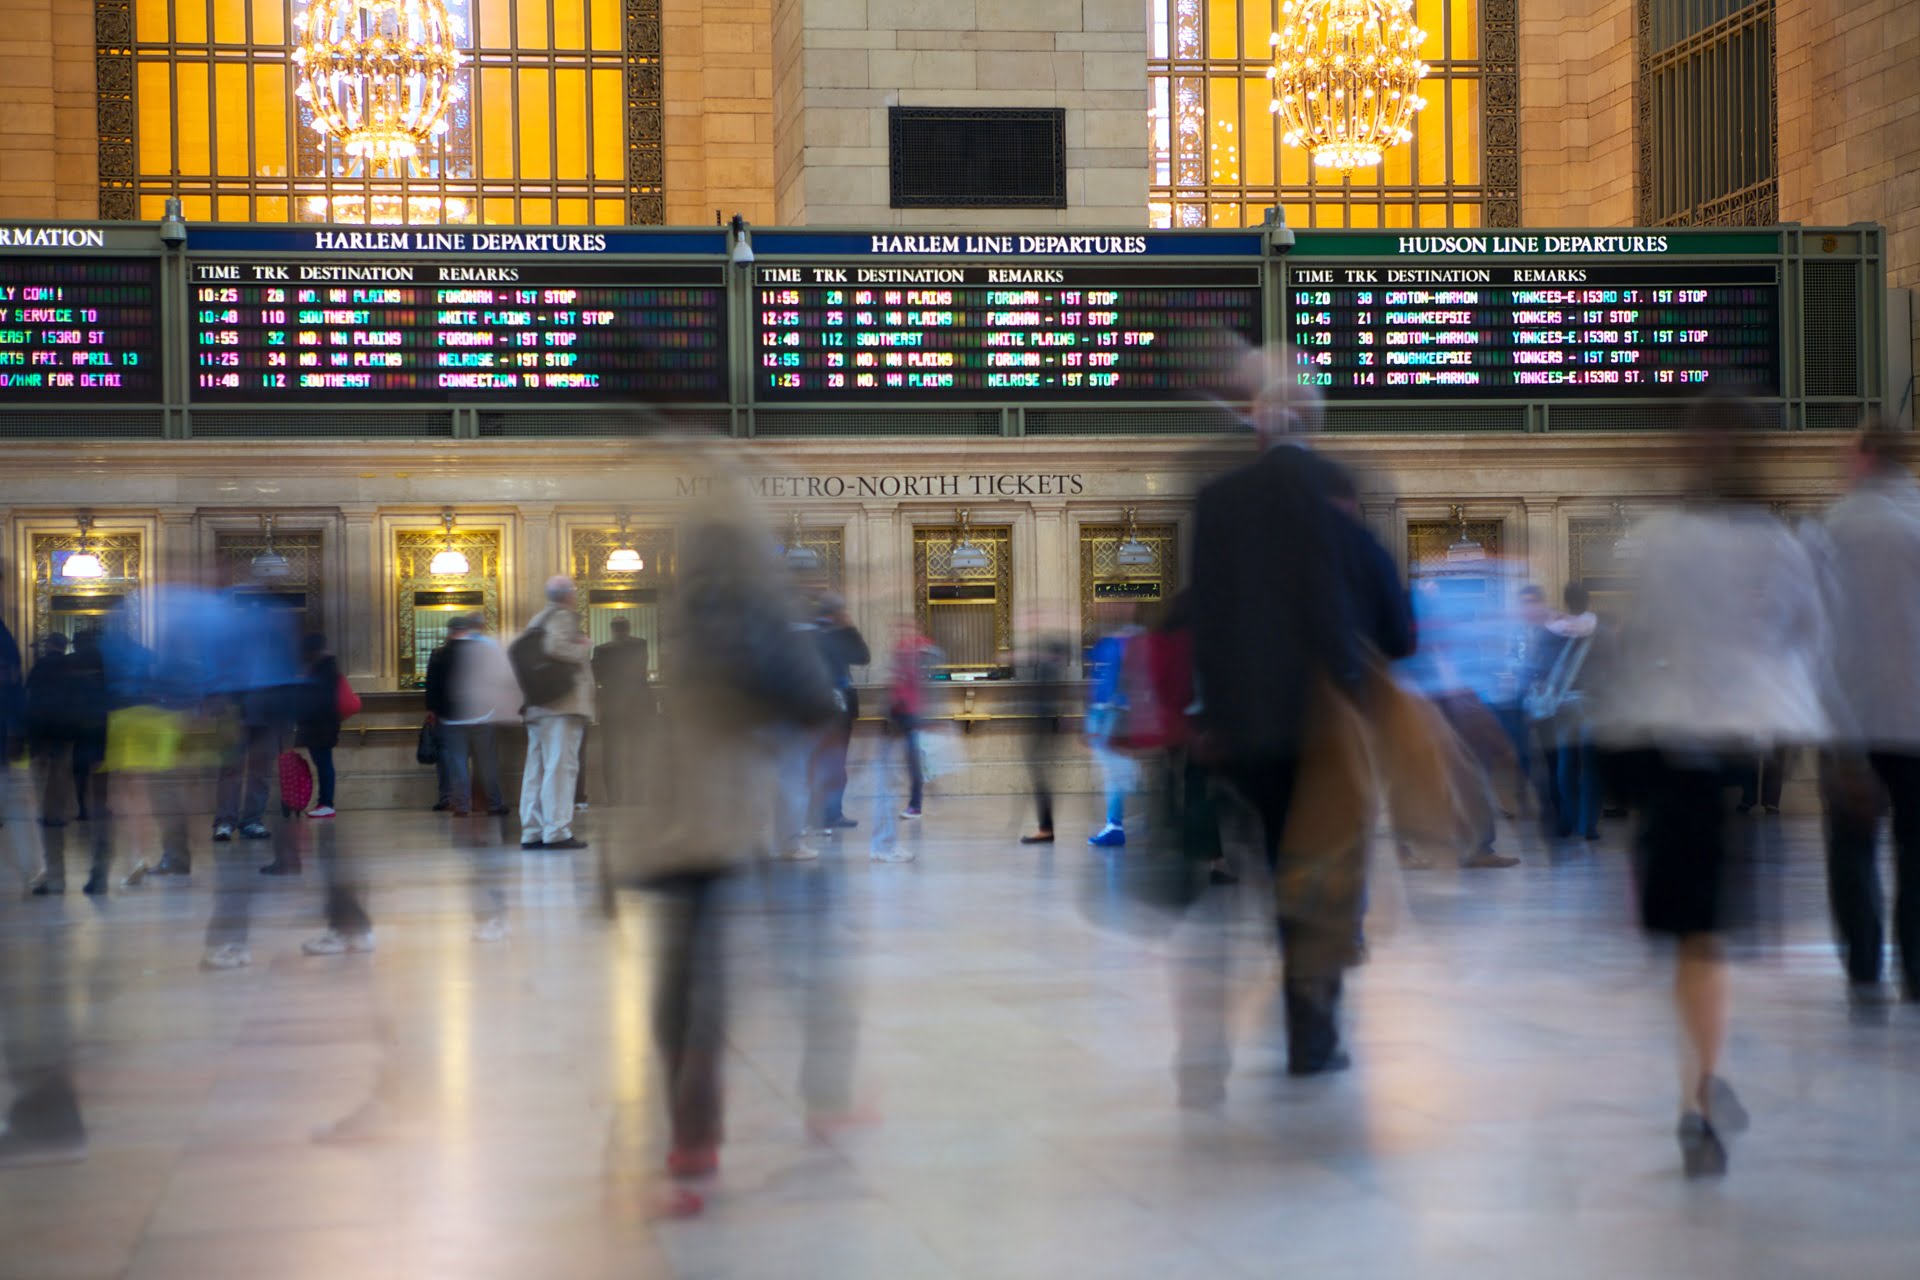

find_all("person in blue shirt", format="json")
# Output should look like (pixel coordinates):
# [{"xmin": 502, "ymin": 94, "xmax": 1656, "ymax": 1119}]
[{"xmin": 1085, "ymin": 619, "xmax": 1141, "ymax": 847}]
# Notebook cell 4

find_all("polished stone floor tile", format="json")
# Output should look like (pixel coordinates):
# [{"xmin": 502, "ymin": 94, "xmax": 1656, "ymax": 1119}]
[{"xmin": 2, "ymin": 798, "xmax": 1918, "ymax": 1278}]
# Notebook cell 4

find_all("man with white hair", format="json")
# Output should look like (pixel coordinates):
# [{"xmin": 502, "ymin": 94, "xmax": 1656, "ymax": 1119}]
[{"xmin": 512, "ymin": 575, "xmax": 595, "ymax": 850}]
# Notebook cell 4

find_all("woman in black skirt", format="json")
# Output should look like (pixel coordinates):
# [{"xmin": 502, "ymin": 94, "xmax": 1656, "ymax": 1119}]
[{"xmin": 1597, "ymin": 396, "xmax": 1834, "ymax": 1178}]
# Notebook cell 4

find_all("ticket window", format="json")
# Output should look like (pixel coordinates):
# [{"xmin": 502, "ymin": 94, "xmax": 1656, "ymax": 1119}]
[
  {"xmin": 32, "ymin": 528, "xmax": 143, "ymax": 650},
  {"xmin": 217, "ymin": 526, "xmax": 324, "ymax": 641},
  {"xmin": 913, "ymin": 521, "xmax": 1013, "ymax": 679},
  {"xmin": 1407, "ymin": 512, "xmax": 1510, "ymax": 688},
  {"xmin": 1566, "ymin": 513, "xmax": 1642, "ymax": 623},
  {"xmin": 1079, "ymin": 519, "xmax": 1179, "ymax": 665},
  {"xmin": 569, "ymin": 525, "xmax": 675, "ymax": 676},
  {"xmin": 778, "ymin": 519, "xmax": 847, "ymax": 599},
  {"xmin": 395, "ymin": 524, "xmax": 503, "ymax": 688}
]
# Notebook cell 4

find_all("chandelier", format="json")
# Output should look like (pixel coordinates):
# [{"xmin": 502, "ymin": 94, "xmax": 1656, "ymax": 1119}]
[
  {"xmin": 292, "ymin": 0, "xmax": 465, "ymax": 173},
  {"xmin": 1267, "ymin": 0, "xmax": 1429, "ymax": 174}
]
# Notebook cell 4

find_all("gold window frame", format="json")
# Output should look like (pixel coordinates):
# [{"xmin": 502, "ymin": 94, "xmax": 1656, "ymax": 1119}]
[
  {"xmin": 1406, "ymin": 516, "xmax": 1504, "ymax": 577},
  {"xmin": 394, "ymin": 523, "xmax": 504, "ymax": 687},
  {"xmin": 913, "ymin": 523, "xmax": 1014, "ymax": 673},
  {"xmin": 1078, "ymin": 521, "xmax": 1180, "ymax": 657},
  {"xmin": 28, "ymin": 525, "xmax": 148, "ymax": 650}
]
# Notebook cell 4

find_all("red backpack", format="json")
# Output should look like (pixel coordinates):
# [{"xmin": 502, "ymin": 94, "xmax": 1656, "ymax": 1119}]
[
  {"xmin": 278, "ymin": 749, "xmax": 314, "ymax": 815},
  {"xmin": 1106, "ymin": 633, "xmax": 1174, "ymax": 753}
]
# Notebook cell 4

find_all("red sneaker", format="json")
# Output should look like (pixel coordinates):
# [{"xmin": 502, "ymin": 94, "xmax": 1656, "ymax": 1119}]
[{"xmin": 665, "ymin": 1146, "xmax": 718, "ymax": 1180}]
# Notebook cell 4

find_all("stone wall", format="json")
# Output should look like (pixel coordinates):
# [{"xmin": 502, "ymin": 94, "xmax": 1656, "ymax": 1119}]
[
  {"xmin": 0, "ymin": 0, "xmax": 97, "ymax": 220},
  {"xmin": 1777, "ymin": 0, "xmax": 1920, "ymax": 415},
  {"xmin": 770, "ymin": 0, "xmax": 1148, "ymax": 226},
  {"xmin": 1516, "ymin": 0, "xmax": 1635, "ymax": 228},
  {"xmin": 663, "ymin": 0, "xmax": 779, "ymax": 227}
]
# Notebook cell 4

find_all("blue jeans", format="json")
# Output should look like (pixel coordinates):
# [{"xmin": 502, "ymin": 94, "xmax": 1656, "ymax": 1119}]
[
  {"xmin": 1554, "ymin": 721, "xmax": 1599, "ymax": 838},
  {"xmin": 440, "ymin": 721, "xmax": 505, "ymax": 814}
]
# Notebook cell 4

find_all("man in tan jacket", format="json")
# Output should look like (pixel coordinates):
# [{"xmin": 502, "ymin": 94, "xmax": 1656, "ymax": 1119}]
[{"xmin": 517, "ymin": 576, "xmax": 595, "ymax": 850}]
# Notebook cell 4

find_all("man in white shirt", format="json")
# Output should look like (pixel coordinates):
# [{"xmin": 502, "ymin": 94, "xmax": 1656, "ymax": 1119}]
[{"xmin": 515, "ymin": 577, "xmax": 595, "ymax": 851}]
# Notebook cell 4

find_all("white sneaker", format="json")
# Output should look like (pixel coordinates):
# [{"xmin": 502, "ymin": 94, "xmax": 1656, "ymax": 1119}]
[
  {"xmin": 302, "ymin": 929, "xmax": 376, "ymax": 956},
  {"xmin": 773, "ymin": 843, "xmax": 821, "ymax": 862},
  {"xmin": 201, "ymin": 943, "xmax": 251, "ymax": 970},
  {"xmin": 122, "ymin": 861, "xmax": 149, "ymax": 888},
  {"xmin": 308, "ymin": 806, "xmax": 336, "ymax": 819},
  {"xmin": 870, "ymin": 847, "xmax": 917, "ymax": 863},
  {"xmin": 473, "ymin": 916, "xmax": 511, "ymax": 944}
]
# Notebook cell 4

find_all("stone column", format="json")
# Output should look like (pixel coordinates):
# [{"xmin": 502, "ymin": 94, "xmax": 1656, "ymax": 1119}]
[
  {"xmin": 339, "ymin": 508, "xmax": 379, "ymax": 684},
  {"xmin": 1524, "ymin": 498, "xmax": 1560, "ymax": 601},
  {"xmin": 516, "ymin": 504, "xmax": 558, "ymax": 629},
  {"xmin": 1030, "ymin": 505, "xmax": 1071, "ymax": 658}
]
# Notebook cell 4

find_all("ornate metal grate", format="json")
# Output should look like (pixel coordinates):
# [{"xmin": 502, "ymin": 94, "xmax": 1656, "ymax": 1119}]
[{"xmin": 395, "ymin": 526, "xmax": 503, "ymax": 686}]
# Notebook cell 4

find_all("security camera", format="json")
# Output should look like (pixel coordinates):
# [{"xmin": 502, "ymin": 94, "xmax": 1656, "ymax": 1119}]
[
  {"xmin": 1260, "ymin": 206, "xmax": 1295, "ymax": 253},
  {"xmin": 159, "ymin": 195, "xmax": 188, "ymax": 246},
  {"xmin": 729, "ymin": 213, "xmax": 754, "ymax": 268}
]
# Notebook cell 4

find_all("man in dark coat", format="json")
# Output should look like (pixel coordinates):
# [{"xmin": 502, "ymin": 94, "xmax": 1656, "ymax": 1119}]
[
  {"xmin": 808, "ymin": 595, "xmax": 869, "ymax": 831},
  {"xmin": 1189, "ymin": 370, "xmax": 1413, "ymax": 1075},
  {"xmin": 592, "ymin": 617, "xmax": 656, "ymax": 807}
]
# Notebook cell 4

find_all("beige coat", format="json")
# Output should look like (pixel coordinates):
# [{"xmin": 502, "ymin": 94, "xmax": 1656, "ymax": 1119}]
[{"xmin": 523, "ymin": 605, "xmax": 595, "ymax": 721}]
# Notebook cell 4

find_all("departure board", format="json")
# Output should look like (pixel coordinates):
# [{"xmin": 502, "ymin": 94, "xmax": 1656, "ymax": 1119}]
[
  {"xmin": 188, "ymin": 262, "xmax": 726, "ymax": 401},
  {"xmin": 1287, "ymin": 263, "xmax": 1780, "ymax": 397},
  {"xmin": 0, "ymin": 258, "xmax": 160, "ymax": 400},
  {"xmin": 754, "ymin": 265, "xmax": 1261, "ymax": 400}
]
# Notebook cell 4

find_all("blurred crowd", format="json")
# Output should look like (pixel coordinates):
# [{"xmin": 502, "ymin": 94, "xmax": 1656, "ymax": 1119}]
[{"xmin": 5, "ymin": 375, "xmax": 1920, "ymax": 1199}]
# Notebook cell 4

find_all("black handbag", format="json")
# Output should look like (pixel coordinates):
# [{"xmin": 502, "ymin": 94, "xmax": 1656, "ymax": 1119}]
[{"xmin": 416, "ymin": 720, "xmax": 440, "ymax": 765}]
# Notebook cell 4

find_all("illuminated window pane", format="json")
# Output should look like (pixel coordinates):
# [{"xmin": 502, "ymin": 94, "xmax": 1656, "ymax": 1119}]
[
  {"xmin": 558, "ymin": 196, "xmax": 589, "ymax": 224},
  {"xmin": 477, "ymin": 0, "xmax": 511, "ymax": 43},
  {"xmin": 135, "ymin": 0, "xmax": 170, "ymax": 41},
  {"xmin": 553, "ymin": 0, "xmax": 586, "ymax": 48},
  {"xmin": 1208, "ymin": 78, "xmax": 1240, "ymax": 187},
  {"xmin": 1348, "ymin": 203, "xmax": 1379, "ymax": 228},
  {"xmin": 250, "ymin": 0, "xmax": 283, "ymax": 44},
  {"xmin": 140, "ymin": 194, "xmax": 170, "ymax": 218},
  {"xmin": 257, "ymin": 194, "xmax": 288, "ymax": 221},
  {"xmin": 595, "ymin": 197, "xmax": 623, "ymax": 223},
  {"xmin": 555, "ymin": 68, "xmax": 589, "ymax": 180},
  {"xmin": 480, "ymin": 66, "xmax": 515, "ymax": 180},
  {"xmin": 518, "ymin": 69, "xmax": 553, "ymax": 180},
  {"xmin": 518, "ymin": 0, "xmax": 550, "ymax": 51},
  {"xmin": 215, "ymin": 62, "xmax": 249, "ymax": 174},
  {"xmin": 175, "ymin": 0, "xmax": 205, "ymax": 44},
  {"xmin": 1453, "ymin": 203, "xmax": 1479, "ymax": 226},
  {"xmin": 1449, "ymin": 0, "xmax": 1477, "ymax": 61},
  {"xmin": 176, "ymin": 62, "xmax": 211, "ymax": 175},
  {"xmin": 218, "ymin": 193, "xmax": 249, "ymax": 220},
  {"xmin": 1385, "ymin": 202, "xmax": 1413, "ymax": 226},
  {"xmin": 520, "ymin": 197, "xmax": 553, "ymax": 224},
  {"xmin": 1450, "ymin": 79, "xmax": 1479, "ymax": 185},
  {"xmin": 1209, "ymin": 201, "xmax": 1241, "ymax": 226},
  {"xmin": 254, "ymin": 63, "xmax": 287, "ymax": 177},
  {"xmin": 137, "ymin": 62, "xmax": 173, "ymax": 174},
  {"xmin": 593, "ymin": 68, "xmax": 623, "ymax": 179},
  {"xmin": 1242, "ymin": 77, "xmax": 1275, "ymax": 185},
  {"xmin": 212, "ymin": 0, "xmax": 245, "ymax": 44},
  {"xmin": 1418, "ymin": 201, "xmax": 1448, "ymax": 226},
  {"xmin": 1207, "ymin": 0, "xmax": 1238, "ymax": 58},
  {"xmin": 483, "ymin": 196, "xmax": 515, "ymax": 224},
  {"xmin": 180, "ymin": 195, "xmax": 213, "ymax": 219},
  {"xmin": 1417, "ymin": 0, "xmax": 1445, "ymax": 55},
  {"xmin": 589, "ymin": 0, "xmax": 619, "ymax": 46}
]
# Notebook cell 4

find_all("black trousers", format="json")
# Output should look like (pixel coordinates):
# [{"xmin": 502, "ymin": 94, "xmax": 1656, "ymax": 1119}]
[
  {"xmin": 1824, "ymin": 751, "xmax": 1920, "ymax": 990},
  {"xmin": 653, "ymin": 872, "xmax": 727, "ymax": 1152},
  {"xmin": 1227, "ymin": 756, "xmax": 1344, "ymax": 1071},
  {"xmin": 1027, "ymin": 724, "xmax": 1055, "ymax": 833}
]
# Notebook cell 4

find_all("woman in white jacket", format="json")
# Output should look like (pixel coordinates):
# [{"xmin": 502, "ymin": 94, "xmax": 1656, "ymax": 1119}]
[{"xmin": 1596, "ymin": 396, "xmax": 1835, "ymax": 1178}]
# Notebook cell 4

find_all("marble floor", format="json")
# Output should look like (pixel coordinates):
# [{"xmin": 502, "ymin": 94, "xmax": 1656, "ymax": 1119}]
[{"xmin": 2, "ymin": 793, "xmax": 1918, "ymax": 1280}]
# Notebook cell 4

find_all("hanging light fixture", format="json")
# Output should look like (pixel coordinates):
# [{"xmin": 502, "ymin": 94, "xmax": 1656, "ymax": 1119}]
[
  {"xmin": 1611, "ymin": 502, "xmax": 1644, "ymax": 562},
  {"xmin": 429, "ymin": 509, "xmax": 470, "ymax": 576},
  {"xmin": 1268, "ymin": 0, "xmax": 1429, "ymax": 174},
  {"xmin": 1445, "ymin": 505, "xmax": 1485, "ymax": 565},
  {"xmin": 949, "ymin": 510, "xmax": 990, "ymax": 572},
  {"xmin": 251, "ymin": 514, "xmax": 292, "ymax": 580},
  {"xmin": 62, "ymin": 513, "xmax": 106, "ymax": 580},
  {"xmin": 605, "ymin": 510, "xmax": 644, "ymax": 574},
  {"xmin": 781, "ymin": 513, "xmax": 821, "ymax": 572},
  {"xmin": 292, "ymin": 0, "xmax": 466, "ymax": 175},
  {"xmin": 1115, "ymin": 509, "xmax": 1155, "ymax": 569}
]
